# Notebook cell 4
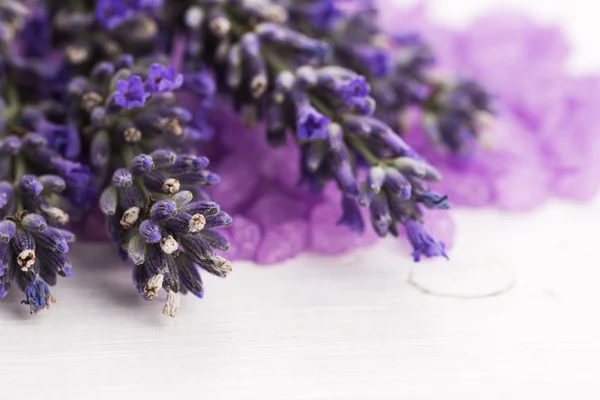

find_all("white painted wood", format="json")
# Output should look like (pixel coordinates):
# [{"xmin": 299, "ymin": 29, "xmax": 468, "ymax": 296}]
[{"xmin": 2, "ymin": 1, "xmax": 600, "ymax": 399}]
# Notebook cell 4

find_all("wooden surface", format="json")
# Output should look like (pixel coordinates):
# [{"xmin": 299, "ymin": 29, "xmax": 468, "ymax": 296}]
[
  {"xmin": 2, "ymin": 1, "xmax": 600, "ymax": 399},
  {"xmin": 1, "ymin": 199, "xmax": 598, "ymax": 399}
]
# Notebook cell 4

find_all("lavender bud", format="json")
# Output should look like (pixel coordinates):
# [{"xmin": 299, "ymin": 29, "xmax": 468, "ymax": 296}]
[
  {"xmin": 0, "ymin": 136, "xmax": 22, "ymax": 155},
  {"xmin": 0, "ymin": 220, "xmax": 16, "ymax": 243},
  {"xmin": 115, "ymin": 54, "xmax": 134, "ymax": 69},
  {"xmin": 21, "ymin": 214, "xmax": 47, "ymax": 232},
  {"xmin": 19, "ymin": 175, "xmax": 43, "ymax": 196},
  {"xmin": 200, "ymin": 229, "xmax": 230, "ymax": 251},
  {"xmin": 0, "ymin": 244, "xmax": 8, "ymax": 276},
  {"xmin": 99, "ymin": 186, "xmax": 118, "ymax": 216},
  {"xmin": 91, "ymin": 107, "xmax": 107, "ymax": 126},
  {"xmin": 33, "ymin": 228, "xmax": 69, "ymax": 254},
  {"xmin": 226, "ymin": 45, "xmax": 242, "ymax": 89},
  {"xmin": 81, "ymin": 92, "xmax": 104, "ymax": 112},
  {"xmin": 164, "ymin": 155, "xmax": 209, "ymax": 175},
  {"xmin": 180, "ymin": 236, "xmax": 213, "ymax": 263},
  {"xmin": 326, "ymin": 123, "xmax": 345, "ymax": 150},
  {"xmin": 127, "ymin": 235, "xmax": 146, "ymax": 265},
  {"xmin": 54, "ymin": 228, "xmax": 76, "ymax": 243},
  {"xmin": 176, "ymin": 254, "xmax": 204, "ymax": 298},
  {"xmin": 368, "ymin": 166, "xmax": 386, "ymax": 194},
  {"xmin": 39, "ymin": 175, "xmax": 66, "ymax": 193},
  {"xmin": 172, "ymin": 191, "xmax": 194, "ymax": 208},
  {"xmin": 131, "ymin": 154, "xmax": 155, "ymax": 176},
  {"xmin": 337, "ymin": 196, "xmax": 365, "ymax": 233},
  {"xmin": 208, "ymin": 9, "xmax": 230, "ymax": 37},
  {"xmin": 184, "ymin": 6, "xmax": 204, "ymax": 30},
  {"xmin": 91, "ymin": 130, "xmax": 110, "ymax": 169},
  {"xmin": 124, "ymin": 127, "xmax": 142, "ymax": 143},
  {"xmin": 182, "ymin": 201, "xmax": 220, "ymax": 216},
  {"xmin": 384, "ymin": 168, "xmax": 412, "ymax": 199},
  {"xmin": 163, "ymin": 213, "xmax": 193, "ymax": 234},
  {"xmin": 120, "ymin": 207, "xmax": 141, "ymax": 229},
  {"xmin": 161, "ymin": 119, "xmax": 183, "ymax": 136},
  {"xmin": 22, "ymin": 133, "xmax": 47, "ymax": 148},
  {"xmin": 189, "ymin": 214, "xmax": 206, "ymax": 233},
  {"xmin": 144, "ymin": 274, "xmax": 164, "ymax": 300},
  {"xmin": 150, "ymin": 200, "xmax": 177, "ymax": 222},
  {"xmin": 370, "ymin": 193, "xmax": 392, "ymax": 237},
  {"xmin": 418, "ymin": 192, "xmax": 451, "ymax": 210},
  {"xmin": 112, "ymin": 168, "xmax": 133, "ymax": 188},
  {"xmin": 41, "ymin": 206, "xmax": 70, "ymax": 225},
  {"xmin": 119, "ymin": 186, "xmax": 144, "ymax": 209},
  {"xmin": 0, "ymin": 182, "xmax": 13, "ymax": 209},
  {"xmin": 392, "ymin": 158, "xmax": 443, "ymax": 182},
  {"xmin": 162, "ymin": 178, "xmax": 180, "ymax": 194},
  {"xmin": 240, "ymin": 33, "xmax": 268, "ymax": 98},
  {"xmin": 150, "ymin": 149, "xmax": 177, "ymax": 167},
  {"xmin": 273, "ymin": 71, "xmax": 295, "ymax": 103},
  {"xmin": 142, "ymin": 170, "xmax": 171, "ymax": 194},
  {"xmin": 12, "ymin": 230, "xmax": 35, "ymax": 271},
  {"xmin": 91, "ymin": 61, "xmax": 115, "ymax": 83},
  {"xmin": 198, "ymin": 255, "xmax": 232, "ymax": 278},
  {"xmin": 162, "ymin": 290, "xmax": 180, "ymax": 317},
  {"xmin": 160, "ymin": 235, "xmax": 179, "ymax": 255},
  {"xmin": 139, "ymin": 220, "xmax": 162, "ymax": 244},
  {"xmin": 205, "ymin": 211, "xmax": 233, "ymax": 228},
  {"xmin": 38, "ymin": 250, "xmax": 72, "ymax": 278}
]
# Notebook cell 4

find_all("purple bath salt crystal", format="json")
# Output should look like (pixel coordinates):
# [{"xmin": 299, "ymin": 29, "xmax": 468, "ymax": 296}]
[
  {"xmin": 247, "ymin": 192, "xmax": 310, "ymax": 228},
  {"xmin": 216, "ymin": 215, "xmax": 262, "ymax": 261},
  {"xmin": 493, "ymin": 164, "xmax": 550, "ymax": 212},
  {"xmin": 420, "ymin": 209, "xmax": 456, "ymax": 250},
  {"xmin": 208, "ymin": 152, "xmax": 261, "ymax": 213},
  {"xmin": 77, "ymin": 208, "xmax": 108, "ymax": 242},
  {"xmin": 309, "ymin": 200, "xmax": 378, "ymax": 256},
  {"xmin": 255, "ymin": 220, "xmax": 310, "ymax": 265},
  {"xmin": 435, "ymin": 169, "xmax": 492, "ymax": 208}
]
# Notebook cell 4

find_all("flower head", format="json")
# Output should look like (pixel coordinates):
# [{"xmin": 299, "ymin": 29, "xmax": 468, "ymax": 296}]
[
  {"xmin": 405, "ymin": 219, "xmax": 448, "ymax": 262},
  {"xmin": 115, "ymin": 75, "xmax": 150, "ymax": 110},
  {"xmin": 145, "ymin": 63, "xmax": 184, "ymax": 94}
]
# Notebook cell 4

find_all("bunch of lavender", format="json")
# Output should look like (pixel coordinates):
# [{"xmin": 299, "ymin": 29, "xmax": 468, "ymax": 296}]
[
  {"xmin": 0, "ymin": 0, "xmax": 232, "ymax": 316},
  {"xmin": 163, "ymin": 0, "xmax": 449, "ymax": 260},
  {"xmin": 64, "ymin": 7, "xmax": 232, "ymax": 316},
  {"xmin": 280, "ymin": 0, "xmax": 495, "ymax": 155},
  {"xmin": 0, "ymin": 1, "xmax": 82, "ymax": 314}
]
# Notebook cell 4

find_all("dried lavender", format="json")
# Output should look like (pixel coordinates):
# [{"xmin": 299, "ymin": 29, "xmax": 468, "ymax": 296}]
[
  {"xmin": 281, "ymin": 0, "xmax": 495, "ymax": 155},
  {"xmin": 0, "ymin": 1, "xmax": 80, "ymax": 314},
  {"xmin": 0, "ymin": 0, "xmax": 231, "ymax": 316},
  {"xmin": 168, "ymin": 0, "xmax": 448, "ymax": 259}
]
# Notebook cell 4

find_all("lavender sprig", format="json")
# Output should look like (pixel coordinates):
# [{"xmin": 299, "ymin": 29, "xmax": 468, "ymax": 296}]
[
  {"xmin": 172, "ymin": 0, "xmax": 448, "ymax": 259},
  {"xmin": 283, "ymin": 0, "xmax": 495, "ymax": 155},
  {"xmin": 76, "ymin": 56, "xmax": 232, "ymax": 316},
  {"xmin": 0, "ymin": 1, "xmax": 80, "ymax": 315}
]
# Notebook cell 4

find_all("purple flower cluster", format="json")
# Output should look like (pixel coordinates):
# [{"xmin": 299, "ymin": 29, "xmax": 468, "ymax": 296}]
[
  {"xmin": 375, "ymin": 3, "xmax": 600, "ymax": 210},
  {"xmin": 165, "ymin": 0, "xmax": 450, "ymax": 263},
  {"xmin": 0, "ymin": 0, "xmax": 230, "ymax": 316}
]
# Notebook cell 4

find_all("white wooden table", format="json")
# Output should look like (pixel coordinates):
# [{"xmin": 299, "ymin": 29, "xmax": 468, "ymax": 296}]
[{"xmin": 2, "ymin": 1, "xmax": 599, "ymax": 399}]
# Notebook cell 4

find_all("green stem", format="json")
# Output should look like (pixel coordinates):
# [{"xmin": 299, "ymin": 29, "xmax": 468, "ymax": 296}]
[{"xmin": 346, "ymin": 134, "xmax": 380, "ymax": 166}]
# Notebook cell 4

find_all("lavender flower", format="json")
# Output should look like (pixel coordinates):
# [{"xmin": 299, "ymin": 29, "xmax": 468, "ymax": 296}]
[
  {"xmin": 99, "ymin": 152, "xmax": 232, "ymax": 317},
  {"xmin": 115, "ymin": 75, "xmax": 150, "ymax": 110},
  {"xmin": 175, "ymin": 0, "xmax": 450, "ymax": 258},
  {"xmin": 145, "ymin": 63, "xmax": 183, "ymax": 94},
  {"xmin": 285, "ymin": 1, "xmax": 494, "ymax": 155}
]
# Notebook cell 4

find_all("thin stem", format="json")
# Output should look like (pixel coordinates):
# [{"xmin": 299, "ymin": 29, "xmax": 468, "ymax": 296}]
[{"xmin": 346, "ymin": 134, "xmax": 380, "ymax": 166}]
